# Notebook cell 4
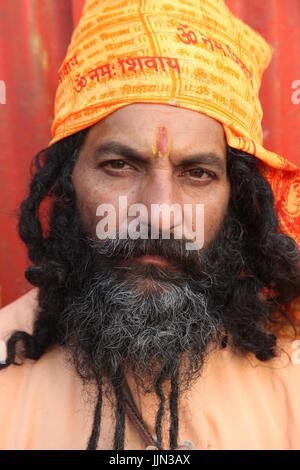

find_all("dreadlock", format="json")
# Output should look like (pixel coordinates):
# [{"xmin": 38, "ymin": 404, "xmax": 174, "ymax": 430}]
[
  {"xmin": 154, "ymin": 369, "xmax": 166, "ymax": 449},
  {"xmin": 1, "ymin": 130, "xmax": 300, "ymax": 451},
  {"xmin": 87, "ymin": 376, "xmax": 103, "ymax": 450}
]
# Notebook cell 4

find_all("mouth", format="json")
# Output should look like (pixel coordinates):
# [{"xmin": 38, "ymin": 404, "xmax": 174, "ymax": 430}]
[{"xmin": 135, "ymin": 254, "xmax": 173, "ymax": 268}]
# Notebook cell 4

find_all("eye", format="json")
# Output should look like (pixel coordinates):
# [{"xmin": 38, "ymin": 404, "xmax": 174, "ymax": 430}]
[
  {"xmin": 100, "ymin": 159, "xmax": 131, "ymax": 170},
  {"xmin": 184, "ymin": 168, "xmax": 216, "ymax": 180}
]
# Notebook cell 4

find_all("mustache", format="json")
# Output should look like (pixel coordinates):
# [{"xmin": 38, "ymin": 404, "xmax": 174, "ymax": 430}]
[{"xmin": 85, "ymin": 232, "xmax": 213, "ymax": 275}]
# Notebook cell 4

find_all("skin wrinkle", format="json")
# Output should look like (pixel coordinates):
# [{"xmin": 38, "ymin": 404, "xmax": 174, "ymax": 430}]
[{"xmin": 73, "ymin": 104, "xmax": 230, "ymax": 250}]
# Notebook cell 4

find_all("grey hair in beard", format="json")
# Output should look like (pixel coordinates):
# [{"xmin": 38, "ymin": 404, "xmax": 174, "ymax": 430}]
[{"xmin": 57, "ymin": 214, "xmax": 235, "ymax": 395}]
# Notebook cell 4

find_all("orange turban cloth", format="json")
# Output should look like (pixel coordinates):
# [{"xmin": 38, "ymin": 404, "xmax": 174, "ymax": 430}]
[{"xmin": 50, "ymin": 0, "xmax": 300, "ymax": 327}]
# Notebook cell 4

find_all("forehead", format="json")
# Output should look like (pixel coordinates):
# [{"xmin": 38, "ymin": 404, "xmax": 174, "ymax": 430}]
[{"xmin": 84, "ymin": 103, "xmax": 226, "ymax": 156}]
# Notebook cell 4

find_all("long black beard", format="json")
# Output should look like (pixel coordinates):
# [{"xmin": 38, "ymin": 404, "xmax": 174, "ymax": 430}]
[{"xmin": 54, "ymin": 207, "xmax": 243, "ymax": 395}]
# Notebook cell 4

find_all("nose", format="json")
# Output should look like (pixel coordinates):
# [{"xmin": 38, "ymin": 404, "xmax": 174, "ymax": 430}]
[{"xmin": 137, "ymin": 169, "xmax": 182, "ymax": 236}]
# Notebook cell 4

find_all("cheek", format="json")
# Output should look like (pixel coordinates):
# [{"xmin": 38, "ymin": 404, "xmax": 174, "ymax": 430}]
[{"xmin": 72, "ymin": 166, "xmax": 136, "ymax": 233}]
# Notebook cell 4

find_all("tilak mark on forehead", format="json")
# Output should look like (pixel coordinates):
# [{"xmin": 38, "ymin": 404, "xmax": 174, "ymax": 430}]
[{"xmin": 152, "ymin": 126, "xmax": 173, "ymax": 159}]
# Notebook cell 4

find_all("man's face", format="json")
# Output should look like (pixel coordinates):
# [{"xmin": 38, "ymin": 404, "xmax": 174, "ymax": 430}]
[
  {"xmin": 72, "ymin": 103, "xmax": 230, "ymax": 260},
  {"xmin": 63, "ymin": 103, "xmax": 232, "ymax": 388}
]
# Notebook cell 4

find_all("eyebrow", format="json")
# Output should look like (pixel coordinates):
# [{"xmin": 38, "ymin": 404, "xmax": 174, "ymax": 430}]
[{"xmin": 92, "ymin": 140, "xmax": 226, "ymax": 174}]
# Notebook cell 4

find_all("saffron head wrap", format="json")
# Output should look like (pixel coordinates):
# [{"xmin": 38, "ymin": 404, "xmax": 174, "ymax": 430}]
[{"xmin": 50, "ymin": 0, "xmax": 300, "ymax": 331}]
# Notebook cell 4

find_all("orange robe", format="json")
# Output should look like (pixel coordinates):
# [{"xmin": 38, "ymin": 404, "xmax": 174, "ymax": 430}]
[{"xmin": 1, "ymin": 289, "xmax": 300, "ymax": 450}]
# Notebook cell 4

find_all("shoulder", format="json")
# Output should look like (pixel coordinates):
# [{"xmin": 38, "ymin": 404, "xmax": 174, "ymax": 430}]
[
  {"xmin": 201, "ymin": 332, "xmax": 300, "ymax": 393},
  {"xmin": 0, "ymin": 289, "xmax": 38, "ymax": 342}
]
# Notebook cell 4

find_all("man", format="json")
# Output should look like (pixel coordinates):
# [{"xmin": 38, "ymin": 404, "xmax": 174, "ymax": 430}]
[{"xmin": 0, "ymin": 0, "xmax": 300, "ymax": 450}]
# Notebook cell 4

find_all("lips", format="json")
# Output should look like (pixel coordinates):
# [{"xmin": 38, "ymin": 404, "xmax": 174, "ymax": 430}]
[{"xmin": 135, "ymin": 255, "xmax": 172, "ymax": 268}]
